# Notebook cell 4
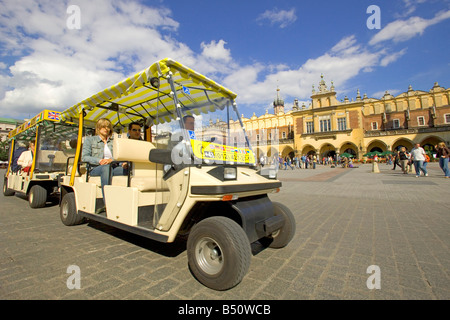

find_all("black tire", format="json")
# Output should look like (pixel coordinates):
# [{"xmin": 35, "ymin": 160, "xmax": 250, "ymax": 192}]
[
  {"xmin": 28, "ymin": 185, "xmax": 47, "ymax": 208},
  {"xmin": 60, "ymin": 192, "xmax": 85, "ymax": 226},
  {"xmin": 266, "ymin": 202, "xmax": 296, "ymax": 249},
  {"xmin": 3, "ymin": 178, "xmax": 15, "ymax": 196},
  {"xmin": 187, "ymin": 216, "xmax": 251, "ymax": 291}
]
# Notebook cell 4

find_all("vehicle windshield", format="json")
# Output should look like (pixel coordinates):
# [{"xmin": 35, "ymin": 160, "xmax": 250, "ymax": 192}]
[
  {"xmin": 152, "ymin": 94, "xmax": 256, "ymax": 166},
  {"xmin": 35, "ymin": 123, "xmax": 79, "ymax": 173},
  {"xmin": 9, "ymin": 122, "xmax": 79, "ymax": 173}
]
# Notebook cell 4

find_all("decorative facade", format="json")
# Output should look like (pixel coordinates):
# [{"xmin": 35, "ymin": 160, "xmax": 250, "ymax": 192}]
[{"xmin": 241, "ymin": 76, "xmax": 450, "ymax": 162}]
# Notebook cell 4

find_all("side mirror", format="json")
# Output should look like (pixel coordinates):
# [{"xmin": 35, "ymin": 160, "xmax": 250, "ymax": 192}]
[{"xmin": 149, "ymin": 149, "xmax": 173, "ymax": 164}]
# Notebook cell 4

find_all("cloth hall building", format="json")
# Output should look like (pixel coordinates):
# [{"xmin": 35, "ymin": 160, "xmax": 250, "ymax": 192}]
[{"xmin": 240, "ymin": 76, "xmax": 450, "ymax": 162}]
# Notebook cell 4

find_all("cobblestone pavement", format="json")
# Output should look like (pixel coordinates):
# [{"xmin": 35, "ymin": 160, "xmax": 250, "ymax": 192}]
[{"xmin": 1, "ymin": 163, "xmax": 449, "ymax": 300}]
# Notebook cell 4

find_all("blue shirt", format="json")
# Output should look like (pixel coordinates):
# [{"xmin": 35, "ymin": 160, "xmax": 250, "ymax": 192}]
[{"xmin": 81, "ymin": 135, "xmax": 114, "ymax": 166}]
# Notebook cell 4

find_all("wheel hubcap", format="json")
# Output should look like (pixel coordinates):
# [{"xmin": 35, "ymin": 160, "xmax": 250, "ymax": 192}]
[
  {"xmin": 195, "ymin": 237, "xmax": 223, "ymax": 275},
  {"xmin": 62, "ymin": 202, "xmax": 68, "ymax": 219}
]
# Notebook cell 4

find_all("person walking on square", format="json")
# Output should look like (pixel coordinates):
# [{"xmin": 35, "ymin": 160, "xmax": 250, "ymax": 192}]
[
  {"xmin": 398, "ymin": 147, "xmax": 409, "ymax": 174},
  {"xmin": 423, "ymin": 153, "xmax": 430, "ymax": 173},
  {"xmin": 392, "ymin": 150, "xmax": 402, "ymax": 170},
  {"xmin": 435, "ymin": 142, "xmax": 450, "ymax": 178},
  {"xmin": 410, "ymin": 143, "xmax": 428, "ymax": 177}
]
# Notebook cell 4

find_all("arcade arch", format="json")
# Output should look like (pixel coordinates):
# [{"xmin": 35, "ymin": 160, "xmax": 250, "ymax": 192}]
[
  {"xmin": 366, "ymin": 140, "xmax": 388, "ymax": 153},
  {"xmin": 319, "ymin": 143, "xmax": 336, "ymax": 159},
  {"xmin": 301, "ymin": 144, "xmax": 316, "ymax": 157},
  {"xmin": 339, "ymin": 141, "xmax": 358, "ymax": 157},
  {"xmin": 391, "ymin": 138, "xmax": 414, "ymax": 152}
]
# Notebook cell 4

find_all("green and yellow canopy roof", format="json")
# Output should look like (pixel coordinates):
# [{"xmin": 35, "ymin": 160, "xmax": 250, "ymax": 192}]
[{"xmin": 60, "ymin": 58, "xmax": 237, "ymax": 127}]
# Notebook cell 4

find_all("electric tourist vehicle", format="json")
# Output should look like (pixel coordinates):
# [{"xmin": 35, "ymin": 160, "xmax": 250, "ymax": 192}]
[
  {"xmin": 3, "ymin": 110, "xmax": 79, "ymax": 208},
  {"xmin": 58, "ymin": 58, "xmax": 296, "ymax": 290}
]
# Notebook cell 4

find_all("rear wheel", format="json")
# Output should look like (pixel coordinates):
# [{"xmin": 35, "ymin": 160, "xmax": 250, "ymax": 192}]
[
  {"xmin": 28, "ymin": 185, "xmax": 47, "ymax": 208},
  {"xmin": 187, "ymin": 216, "xmax": 251, "ymax": 291},
  {"xmin": 265, "ymin": 202, "xmax": 296, "ymax": 248},
  {"xmin": 3, "ymin": 178, "xmax": 15, "ymax": 196},
  {"xmin": 60, "ymin": 192, "xmax": 85, "ymax": 226}
]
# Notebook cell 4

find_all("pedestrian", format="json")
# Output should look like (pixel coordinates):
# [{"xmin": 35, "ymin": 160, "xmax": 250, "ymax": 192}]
[
  {"xmin": 398, "ymin": 147, "xmax": 409, "ymax": 174},
  {"xmin": 392, "ymin": 150, "xmax": 401, "ymax": 170},
  {"xmin": 435, "ymin": 142, "xmax": 450, "ymax": 178},
  {"xmin": 410, "ymin": 143, "xmax": 428, "ymax": 177},
  {"xmin": 423, "ymin": 153, "xmax": 430, "ymax": 173}
]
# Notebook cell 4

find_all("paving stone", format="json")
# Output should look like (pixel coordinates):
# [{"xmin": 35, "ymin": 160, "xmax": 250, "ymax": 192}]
[{"xmin": 1, "ymin": 164, "xmax": 449, "ymax": 300}]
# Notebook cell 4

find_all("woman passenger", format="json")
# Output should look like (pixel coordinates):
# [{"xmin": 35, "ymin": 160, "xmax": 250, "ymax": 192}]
[{"xmin": 82, "ymin": 118, "xmax": 125, "ymax": 213}]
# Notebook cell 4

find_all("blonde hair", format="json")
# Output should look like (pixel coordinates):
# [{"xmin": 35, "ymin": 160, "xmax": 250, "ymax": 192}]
[
  {"xmin": 400, "ymin": 147, "xmax": 406, "ymax": 152},
  {"xmin": 437, "ymin": 142, "xmax": 447, "ymax": 148},
  {"xmin": 95, "ymin": 118, "xmax": 113, "ymax": 137}
]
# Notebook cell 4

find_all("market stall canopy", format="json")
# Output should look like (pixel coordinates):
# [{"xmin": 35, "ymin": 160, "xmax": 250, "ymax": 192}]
[
  {"xmin": 60, "ymin": 58, "xmax": 238, "ymax": 128},
  {"xmin": 340, "ymin": 152, "xmax": 354, "ymax": 158},
  {"xmin": 363, "ymin": 151, "xmax": 383, "ymax": 157}
]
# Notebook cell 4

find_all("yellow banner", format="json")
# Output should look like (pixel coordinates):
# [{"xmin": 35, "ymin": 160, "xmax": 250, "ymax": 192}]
[{"xmin": 191, "ymin": 139, "xmax": 255, "ymax": 164}]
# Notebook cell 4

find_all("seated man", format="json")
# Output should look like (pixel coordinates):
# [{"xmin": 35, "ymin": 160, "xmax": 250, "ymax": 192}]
[
  {"xmin": 128, "ymin": 122, "xmax": 143, "ymax": 140},
  {"xmin": 17, "ymin": 140, "xmax": 35, "ymax": 174}
]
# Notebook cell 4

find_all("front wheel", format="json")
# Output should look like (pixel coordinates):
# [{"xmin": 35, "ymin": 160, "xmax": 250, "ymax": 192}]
[
  {"xmin": 265, "ymin": 202, "xmax": 296, "ymax": 248},
  {"xmin": 28, "ymin": 185, "xmax": 47, "ymax": 208},
  {"xmin": 60, "ymin": 192, "xmax": 85, "ymax": 226},
  {"xmin": 3, "ymin": 178, "xmax": 15, "ymax": 196},
  {"xmin": 187, "ymin": 216, "xmax": 251, "ymax": 291}
]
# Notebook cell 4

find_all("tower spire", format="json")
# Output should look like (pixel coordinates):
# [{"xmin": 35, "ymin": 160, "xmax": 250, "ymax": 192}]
[{"xmin": 273, "ymin": 83, "xmax": 285, "ymax": 114}]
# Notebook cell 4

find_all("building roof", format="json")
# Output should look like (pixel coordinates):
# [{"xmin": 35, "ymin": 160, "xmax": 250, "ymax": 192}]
[{"xmin": 0, "ymin": 117, "xmax": 24, "ymax": 125}]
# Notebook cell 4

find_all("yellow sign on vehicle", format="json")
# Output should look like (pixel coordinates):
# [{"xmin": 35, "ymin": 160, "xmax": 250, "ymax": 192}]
[
  {"xmin": 8, "ymin": 110, "xmax": 62, "ymax": 139},
  {"xmin": 191, "ymin": 139, "xmax": 256, "ymax": 164}
]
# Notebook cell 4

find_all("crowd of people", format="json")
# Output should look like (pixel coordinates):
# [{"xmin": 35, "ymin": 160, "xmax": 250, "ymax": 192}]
[
  {"xmin": 260, "ymin": 153, "xmax": 354, "ymax": 170},
  {"xmin": 258, "ymin": 142, "xmax": 450, "ymax": 178},
  {"xmin": 389, "ymin": 143, "xmax": 450, "ymax": 178}
]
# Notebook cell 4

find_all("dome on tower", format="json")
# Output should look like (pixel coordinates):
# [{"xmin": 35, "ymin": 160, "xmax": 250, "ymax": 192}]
[{"xmin": 273, "ymin": 87, "xmax": 284, "ymax": 107}]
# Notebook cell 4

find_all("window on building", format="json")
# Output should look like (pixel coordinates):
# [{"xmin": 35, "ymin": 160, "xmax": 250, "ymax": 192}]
[
  {"xmin": 337, "ymin": 118, "xmax": 347, "ymax": 131},
  {"xmin": 372, "ymin": 122, "xmax": 378, "ymax": 130},
  {"xmin": 445, "ymin": 114, "xmax": 450, "ymax": 124},
  {"xmin": 320, "ymin": 119, "xmax": 331, "ymax": 132},
  {"xmin": 393, "ymin": 119, "xmax": 400, "ymax": 129},
  {"xmin": 306, "ymin": 121, "xmax": 314, "ymax": 133},
  {"xmin": 256, "ymin": 134, "xmax": 260, "ymax": 141},
  {"xmin": 417, "ymin": 116, "xmax": 425, "ymax": 126},
  {"xmin": 282, "ymin": 132, "xmax": 286, "ymax": 139}
]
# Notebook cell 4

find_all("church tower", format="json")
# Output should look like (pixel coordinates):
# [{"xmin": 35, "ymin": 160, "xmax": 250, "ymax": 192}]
[{"xmin": 273, "ymin": 87, "xmax": 285, "ymax": 114}]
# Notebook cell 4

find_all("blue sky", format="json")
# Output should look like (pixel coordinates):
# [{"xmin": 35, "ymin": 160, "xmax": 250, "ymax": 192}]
[{"xmin": 0, "ymin": 0, "xmax": 449, "ymax": 120}]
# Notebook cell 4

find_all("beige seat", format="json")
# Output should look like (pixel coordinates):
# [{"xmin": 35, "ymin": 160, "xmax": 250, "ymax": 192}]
[
  {"xmin": 111, "ymin": 138, "xmax": 168, "ymax": 191},
  {"xmin": 75, "ymin": 138, "xmax": 168, "ymax": 192}
]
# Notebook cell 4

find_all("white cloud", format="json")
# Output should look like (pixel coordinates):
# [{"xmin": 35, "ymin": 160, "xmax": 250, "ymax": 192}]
[
  {"xmin": 223, "ymin": 35, "xmax": 383, "ymax": 108},
  {"xmin": 256, "ymin": 8, "xmax": 297, "ymax": 28},
  {"xmin": 400, "ymin": 0, "xmax": 428, "ymax": 17},
  {"xmin": 0, "ymin": 1, "xmax": 421, "ymax": 120},
  {"xmin": 370, "ymin": 10, "xmax": 450, "ymax": 45},
  {"xmin": 0, "ymin": 0, "xmax": 191, "ymax": 118},
  {"xmin": 200, "ymin": 40, "xmax": 232, "ymax": 62},
  {"xmin": 380, "ymin": 48, "xmax": 408, "ymax": 67}
]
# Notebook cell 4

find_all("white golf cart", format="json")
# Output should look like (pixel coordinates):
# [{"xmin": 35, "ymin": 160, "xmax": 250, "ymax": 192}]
[
  {"xmin": 58, "ymin": 58, "xmax": 295, "ymax": 290},
  {"xmin": 3, "ymin": 110, "xmax": 79, "ymax": 208}
]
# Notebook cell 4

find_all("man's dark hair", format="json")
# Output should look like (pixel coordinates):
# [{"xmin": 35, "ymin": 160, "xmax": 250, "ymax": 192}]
[
  {"xmin": 183, "ymin": 115, "xmax": 194, "ymax": 123},
  {"xmin": 128, "ymin": 122, "xmax": 142, "ymax": 130}
]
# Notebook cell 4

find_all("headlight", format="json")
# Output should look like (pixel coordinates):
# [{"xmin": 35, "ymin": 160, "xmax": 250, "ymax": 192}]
[
  {"xmin": 268, "ymin": 169, "xmax": 277, "ymax": 179},
  {"xmin": 259, "ymin": 166, "xmax": 277, "ymax": 179},
  {"xmin": 224, "ymin": 167, "xmax": 237, "ymax": 180}
]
